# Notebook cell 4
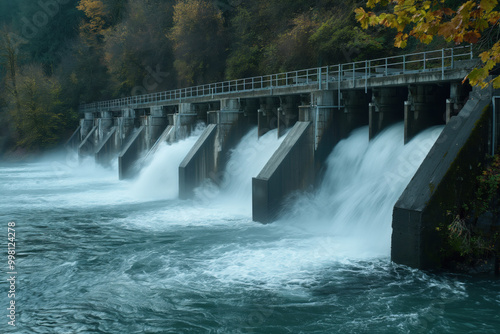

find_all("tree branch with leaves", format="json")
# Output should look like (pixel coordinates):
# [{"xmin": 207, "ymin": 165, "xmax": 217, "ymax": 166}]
[{"xmin": 355, "ymin": 0, "xmax": 500, "ymax": 87}]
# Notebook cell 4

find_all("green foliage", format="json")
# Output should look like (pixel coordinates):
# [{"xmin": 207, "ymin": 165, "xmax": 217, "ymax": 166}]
[
  {"xmin": 9, "ymin": 65, "xmax": 77, "ymax": 150},
  {"xmin": 447, "ymin": 214, "xmax": 496, "ymax": 258},
  {"xmin": 103, "ymin": 0, "xmax": 175, "ymax": 96},
  {"xmin": 169, "ymin": 0, "xmax": 226, "ymax": 86},
  {"xmin": 442, "ymin": 154, "xmax": 500, "ymax": 265},
  {"xmin": 475, "ymin": 154, "xmax": 500, "ymax": 214}
]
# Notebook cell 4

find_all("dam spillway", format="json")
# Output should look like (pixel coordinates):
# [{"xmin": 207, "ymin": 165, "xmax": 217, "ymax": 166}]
[{"xmin": 65, "ymin": 46, "xmax": 500, "ymax": 270}]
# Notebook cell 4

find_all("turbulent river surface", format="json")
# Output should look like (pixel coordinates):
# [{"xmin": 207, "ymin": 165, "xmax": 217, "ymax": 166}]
[{"xmin": 0, "ymin": 125, "xmax": 499, "ymax": 333}]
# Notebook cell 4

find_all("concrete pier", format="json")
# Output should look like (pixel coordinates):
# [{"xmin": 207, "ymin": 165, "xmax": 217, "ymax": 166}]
[
  {"xmin": 258, "ymin": 97, "xmax": 279, "ymax": 137},
  {"xmin": 179, "ymin": 124, "xmax": 218, "ymax": 199},
  {"xmin": 119, "ymin": 126, "xmax": 146, "ymax": 180},
  {"xmin": 179, "ymin": 99, "xmax": 247, "ymax": 199},
  {"xmin": 174, "ymin": 103, "xmax": 198, "ymax": 141},
  {"xmin": 147, "ymin": 106, "xmax": 168, "ymax": 147},
  {"xmin": 392, "ymin": 86, "xmax": 492, "ymax": 269},
  {"xmin": 278, "ymin": 95, "xmax": 300, "ymax": 138},
  {"xmin": 252, "ymin": 121, "xmax": 314, "ymax": 223},
  {"xmin": 95, "ymin": 126, "xmax": 118, "ymax": 166},
  {"xmin": 80, "ymin": 112, "xmax": 95, "ymax": 141}
]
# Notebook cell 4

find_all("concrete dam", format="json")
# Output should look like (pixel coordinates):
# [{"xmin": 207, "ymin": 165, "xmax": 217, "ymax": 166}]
[{"xmin": 67, "ymin": 45, "xmax": 500, "ymax": 269}]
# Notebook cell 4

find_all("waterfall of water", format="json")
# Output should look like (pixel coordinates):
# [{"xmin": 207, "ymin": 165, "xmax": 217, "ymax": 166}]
[
  {"xmin": 194, "ymin": 128, "xmax": 285, "ymax": 214},
  {"xmin": 281, "ymin": 123, "xmax": 443, "ymax": 257},
  {"xmin": 130, "ymin": 124, "xmax": 206, "ymax": 200}
]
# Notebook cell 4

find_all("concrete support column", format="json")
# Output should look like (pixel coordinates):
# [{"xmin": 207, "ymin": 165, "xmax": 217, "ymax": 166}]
[
  {"xmin": 343, "ymin": 90, "xmax": 370, "ymax": 138},
  {"xmin": 175, "ymin": 103, "xmax": 197, "ymax": 140},
  {"xmin": 98, "ymin": 111, "xmax": 114, "ymax": 141},
  {"xmin": 369, "ymin": 87, "xmax": 406, "ymax": 140},
  {"xmin": 242, "ymin": 98, "xmax": 259, "ymax": 126},
  {"xmin": 404, "ymin": 85, "xmax": 446, "ymax": 144},
  {"xmin": 308, "ymin": 91, "xmax": 338, "ymax": 150},
  {"xmin": 80, "ymin": 112, "xmax": 94, "ymax": 140},
  {"xmin": 118, "ymin": 108, "xmax": 136, "ymax": 143},
  {"xmin": 258, "ymin": 97, "xmax": 279, "ymax": 137},
  {"xmin": 215, "ymin": 99, "xmax": 243, "ymax": 157},
  {"xmin": 278, "ymin": 95, "xmax": 300, "ymax": 138},
  {"xmin": 179, "ymin": 98, "xmax": 246, "ymax": 199},
  {"xmin": 148, "ymin": 106, "xmax": 168, "ymax": 148},
  {"xmin": 446, "ymin": 82, "xmax": 468, "ymax": 122},
  {"xmin": 298, "ymin": 90, "xmax": 344, "ymax": 173}
]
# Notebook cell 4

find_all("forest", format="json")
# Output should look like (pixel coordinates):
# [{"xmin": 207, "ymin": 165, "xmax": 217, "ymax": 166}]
[{"xmin": 0, "ymin": 0, "xmax": 472, "ymax": 157}]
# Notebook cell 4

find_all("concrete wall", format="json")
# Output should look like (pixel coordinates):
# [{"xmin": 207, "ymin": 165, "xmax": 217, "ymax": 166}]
[
  {"xmin": 78, "ymin": 125, "xmax": 98, "ymax": 158},
  {"xmin": 278, "ymin": 95, "xmax": 300, "ymax": 138},
  {"xmin": 258, "ymin": 97, "xmax": 280, "ymax": 137},
  {"xmin": 95, "ymin": 127, "xmax": 118, "ymax": 166},
  {"xmin": 179, "ymin": 98, "xmax": 248, "ymax": 199},
  {"xmin": 119, "ymin": 126, "xmax": 146, "ymax": 180},
  {"xmin": 252, "ymin": 122, "xmax": 314, "ymax": 223},
  {"xmin": 179, "ymin": 124, "xmax": 218, "ymax": 199},
  {"xmin": 369, "ymin": 87, "xmax": 407, "ymax": 139},
  {"xmin": 404, "ymin": 84, "xmax": 447, "ymax": 144},
  {"xmin": 392, "ymin": 86, "xmax": 493, "ymax": 269}
]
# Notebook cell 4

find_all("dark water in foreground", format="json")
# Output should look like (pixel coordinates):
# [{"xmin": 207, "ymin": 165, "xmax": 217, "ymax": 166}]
[{"xmin": 0, "ymin": 125, "xmax": 499, "ymax": 333}]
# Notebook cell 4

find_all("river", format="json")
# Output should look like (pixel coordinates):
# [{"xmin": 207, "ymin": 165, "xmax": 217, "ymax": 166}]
[{"xmin": 0, "ymin": 124, "xmax": 499, "ymax": 333}]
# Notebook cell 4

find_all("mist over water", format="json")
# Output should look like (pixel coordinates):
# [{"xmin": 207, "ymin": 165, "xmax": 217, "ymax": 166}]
[{"xmin": 1, "ymin": 123, "xmax": 499, "ymax": 333}]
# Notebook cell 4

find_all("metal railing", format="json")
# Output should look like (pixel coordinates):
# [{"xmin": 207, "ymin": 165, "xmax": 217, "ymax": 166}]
[{"xmin": 79, "ymin": 45, "xmax": 473, "ymax": 113}]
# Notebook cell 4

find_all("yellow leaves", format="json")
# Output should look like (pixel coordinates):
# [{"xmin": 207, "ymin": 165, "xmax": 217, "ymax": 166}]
[
  {"xmin": 355, "ymin": 7, "xmax": 371, "ymax": 29},
  {"xmin": 465, "ymin": 68, "xmax": 489, "ymax": 88},
  {"xmin": 481, "ymin": 0, "xmax": 498, "ymax": 13},
  {"xmin": 394, "ymin": 32, "xmax": 408, "ymax": 48},
  {"xmin": 357, "ymin": 0, "xmax": 500, "ymax": 87},
  {"xmin": 77, "ymin": 0, "xmax": 109, "ymax": 42},
  {"xmin": 419, "ymin": 34, "xmax": 434, "ymax": 44},
  {"xmin": 493, "ymin": 76, "xmax": 500, "ymax": 89}
]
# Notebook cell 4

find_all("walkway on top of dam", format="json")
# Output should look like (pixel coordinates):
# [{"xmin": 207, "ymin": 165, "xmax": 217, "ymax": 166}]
[{"xmin": 79, "ymin": 46, "xmax": 474, "ymax": 113}]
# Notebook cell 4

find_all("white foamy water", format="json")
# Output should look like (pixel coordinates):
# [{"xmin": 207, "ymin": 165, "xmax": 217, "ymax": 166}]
[
  {"xmin": 195, "ymin": 128, "xmax": 285, "ymax": 215},
  {"xmin": 1, "ymin": 122, "xmax": 496, "ymax": 334},
  {"xmin": 130, "ymin": 123, "xmax": 206, "ymax": 201},
  {"xmin": 280, "ymin": 123, "xmax": 444, "ymax": 258}
]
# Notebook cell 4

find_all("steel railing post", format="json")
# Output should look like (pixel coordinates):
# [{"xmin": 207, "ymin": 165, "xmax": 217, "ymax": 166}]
[
  {"xmin": 442, "ymin": 48, "xmax": 445, "ymax": 80},
  {"xmin": 319, "ymin": 67, "xmax": 322, "ymax": 90}
]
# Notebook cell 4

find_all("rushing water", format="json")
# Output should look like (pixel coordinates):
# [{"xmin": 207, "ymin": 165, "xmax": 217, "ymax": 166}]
[{"xmin": 0, "ymin": 124, "xmax": 499, "ymax": 334}]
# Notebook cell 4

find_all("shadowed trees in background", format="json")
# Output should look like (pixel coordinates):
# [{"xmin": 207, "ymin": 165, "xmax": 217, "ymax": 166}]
[
  {"xmin": 0, "ymin": 0, "xmax": 394, "ymax": 155},
  {"xmin": 169, "ymin": 0, "xmax": 227, "ymax": 86},
  {"xmin": 103, "ymin": 0, "xmax": 176, "ymax": 97}
]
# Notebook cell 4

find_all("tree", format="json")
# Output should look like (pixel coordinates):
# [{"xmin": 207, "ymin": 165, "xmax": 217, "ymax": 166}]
[
  {"xmin": 355, "ymin": 0, "xmax": 500, "ymax": 87},
  {"xmin": 103, "ymin": 0, "xmax": 175, "ymax": 96},
  {"xmin": 0, "ymin": 28, "xmax": 22, "ymax": 115},
  {"xmin": 169, "ymin": 0, "xmax": 226, "ymax": 86},
  {"xmin": 9, "ymin": 65, "xmax": 75, "ymax": 150},
  {"xmin": 225, "ymin": 6, "xmax": 261, "ymax": 79},
  {"xmin": 14, "ymin": 0, "xmax": 81, "ymax": 74},
  {"xmin": 311, "ymin": 1, "xmax": 385, "ymax": 66}
]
